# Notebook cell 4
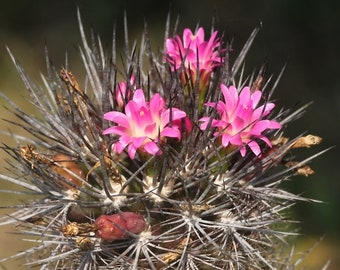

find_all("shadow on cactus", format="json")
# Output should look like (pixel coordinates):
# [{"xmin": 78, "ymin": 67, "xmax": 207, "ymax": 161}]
[{"xmin": 0, "ymin": 10, "xmax": 328, "ymax": 270}]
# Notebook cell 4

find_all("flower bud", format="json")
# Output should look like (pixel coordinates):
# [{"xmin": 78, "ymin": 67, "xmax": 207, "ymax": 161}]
[
  {"xmin": 115, "ymin": 75, "xmax": 135, "ymax": 108},
  {"xmin": 95, "ymin": 212, "xmax": 146, "ymax": 242}
]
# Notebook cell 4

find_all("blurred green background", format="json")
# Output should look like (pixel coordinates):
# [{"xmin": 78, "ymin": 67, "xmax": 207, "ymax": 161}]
[{"xmin": 0, "ymin": 0, "xmax": 339, "ymax": 269}]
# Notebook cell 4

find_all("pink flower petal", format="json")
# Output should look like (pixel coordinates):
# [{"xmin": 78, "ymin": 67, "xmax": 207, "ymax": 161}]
[
  {"xmin": 161, "ymin": 127, "xmax": 181, "ymax": 139},
  {"xmin": 238, "ymin": 87, "xmax": 251, "ymax": 105},
  {"xmin": 113, "ymin": 142, "xmax": 126, "ymax": 155},
  {"xmin": 103, "ymin": 111, "xmax": 129, "ymax": 126},
  {"xmin": 222, "ymin": 85, "xmax": 238, "ymax": 111},
  {"xmin": 133, "ymin": 89, "xmax": 146, "ymax": 106},
  {"xmin": 132, "ymin": 137, "xmax": 147, "ymax": 148},
  {"xmin": 247, "ymin": 140, "xmax": 261, "ymax": 156},
  {"xmin": 143, "ymin": 141, "xmax": 161, "ymax": 155},
  {"xmin": 127, "ymin": 144, "xmax": 138, "ymax": 159},
  {"xmin": 250, "ymin": 90, "xmax": 262, "ymax": 108},
  {"xmin": 195, "ymin": 27, "xmax": 205, "ymax": 43},
  {"xmin": 240, "ymin": 146, "xmax": 247, "ymax": 157}
]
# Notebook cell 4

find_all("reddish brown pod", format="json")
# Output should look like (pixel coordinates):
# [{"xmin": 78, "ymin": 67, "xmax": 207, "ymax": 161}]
[
  {"xmin": 52, "ymin": 154, "xmax": 85, "ymax": 190},
  {"xmin": 94, "ymin": 212, "xmax": 147, "ymax": 242}
]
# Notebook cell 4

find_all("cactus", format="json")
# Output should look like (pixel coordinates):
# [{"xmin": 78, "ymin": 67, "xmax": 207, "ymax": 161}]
[{"xmin": 0, "ymin": 10, "xmax": 327, "ymax": 269}]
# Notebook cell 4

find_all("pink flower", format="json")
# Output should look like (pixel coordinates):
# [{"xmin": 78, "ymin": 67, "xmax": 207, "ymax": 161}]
[
  {"xmin": 165, "ymin": 27, "xmax": 223, "ymax": 80},
  {"xmin": 199, "ymin": 85, "xmax": 281, "ymax": 157},
  {"xmin": 103, "ymin": 89, "xmax": 187, "ymax": 159},
  {"xmin": 115, "ymin": 75, "xmax": 135, "ymax": 108},
  {"xmin": 95, "ymin": 212, "xmax": 146, "ymax": 242}
]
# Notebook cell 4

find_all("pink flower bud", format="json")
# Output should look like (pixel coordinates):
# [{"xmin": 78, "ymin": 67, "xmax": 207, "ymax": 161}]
[
  {"xmin": 94, "ymin": 212, "xmax": 146, "ymax": 242},
  {"xmin": 115, "ymin": 76, "xmax": 135, "ymax": 108}
]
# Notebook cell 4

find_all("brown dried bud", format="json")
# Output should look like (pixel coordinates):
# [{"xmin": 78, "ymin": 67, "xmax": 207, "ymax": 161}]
[
  {"xmin": 61, "ymin": 222, "xmax": 96, "ymax": 237},
  {"xmin": 291, "ymin": 135, "xmax": 322, "ymax": 149},
  {"xmin": 285, "ymin": 161, "xmax": 315, "ymax": 177}
]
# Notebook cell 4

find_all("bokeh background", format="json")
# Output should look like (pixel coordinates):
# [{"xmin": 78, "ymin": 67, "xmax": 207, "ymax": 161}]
[{"xmin": 0, "ymin": 0, "xmax": 339, "ymax": 269}]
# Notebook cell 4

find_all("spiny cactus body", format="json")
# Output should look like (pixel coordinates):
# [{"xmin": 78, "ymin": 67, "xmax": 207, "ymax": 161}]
[{"xmin": 0, "ymin": 11, "xmax": 325, "ymax": 269}]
